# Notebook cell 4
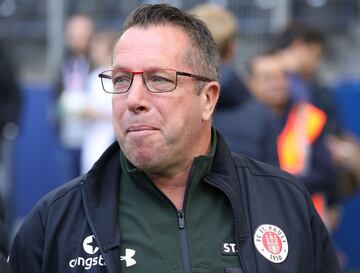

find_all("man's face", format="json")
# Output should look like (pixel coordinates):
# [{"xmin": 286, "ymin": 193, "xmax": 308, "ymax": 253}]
[
  {"xmin": 248, "ymin": 56, "xmax": 289, "ymax": 109},
  {"xmin": 112, "ymin": 25, "xmax": 218, "ymax": 176}
]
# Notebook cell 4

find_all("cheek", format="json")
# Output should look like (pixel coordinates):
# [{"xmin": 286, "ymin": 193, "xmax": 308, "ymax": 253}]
[
  {"xmin": 160, "ymin": 98, "xmax": 201, "ymax": 136},
  {"xmin": 112, "ymin": 96, "xmax": 126, "ymax": 116},
  {"xmin": 112, "ymin": 99, "xmax": 127, "ymax": 134},
  {"xmin": 179, "ymin": 99, "xmax": 203, "ymax": 128}
]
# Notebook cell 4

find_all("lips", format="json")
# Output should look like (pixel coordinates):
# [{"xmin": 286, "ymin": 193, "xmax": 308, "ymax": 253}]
[{"xmin": 127, "ymin": 125, "xmax": 159, "ymax": 133}]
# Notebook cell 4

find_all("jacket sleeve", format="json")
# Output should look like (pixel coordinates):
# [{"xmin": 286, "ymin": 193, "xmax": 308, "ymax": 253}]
[
  {"xmin": 307, "ymin": 193, "xmax": 341, "ymax": 273},
  {"xmin": 298, "ymin": 133, "xmax": 340, "ymax": 205},
  {"xmin": 9, "ymin": 204, "xmax": 46, "ymax": 273}
]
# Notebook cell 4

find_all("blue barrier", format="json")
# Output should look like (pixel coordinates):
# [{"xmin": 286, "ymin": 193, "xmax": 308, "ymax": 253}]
[
  {"xmin": 332, "ymin": 81, "xmax": 360, "ymax": 270},
  {"xmin": 13, "ymin": 85, "xmax": 66, "ymax": 218}
]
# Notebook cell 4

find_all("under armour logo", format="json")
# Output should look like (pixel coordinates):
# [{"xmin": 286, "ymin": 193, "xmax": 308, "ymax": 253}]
[{"xmin": 120, "ymin": 248, "xmax": 136, "ymax": 267}]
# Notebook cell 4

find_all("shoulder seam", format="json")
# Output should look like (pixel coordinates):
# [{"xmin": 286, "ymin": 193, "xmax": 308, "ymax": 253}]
[
  {"xmin": 233, "ymin": 157, "xmax": 307, "ymax": 196},
  {"xmin": 43, "ymin": 178, "xmax": 83, "ymax": 212}
]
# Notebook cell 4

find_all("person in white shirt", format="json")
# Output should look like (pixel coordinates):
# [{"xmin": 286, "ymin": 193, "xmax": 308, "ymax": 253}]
[{"xmin": 81, "ymin": 32, "xmax": 118, "ymax": 173}]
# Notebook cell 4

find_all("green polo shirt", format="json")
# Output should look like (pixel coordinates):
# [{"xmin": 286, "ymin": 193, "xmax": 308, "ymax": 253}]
[{"xmin": 118, "ymin": 130, "xmax": 240, "ymax": 272}]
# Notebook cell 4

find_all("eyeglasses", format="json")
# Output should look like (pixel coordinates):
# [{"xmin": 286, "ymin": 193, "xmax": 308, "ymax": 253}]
[{"xmin": 98, "ymin": 69, "xmax": 213, "ymax": 94}]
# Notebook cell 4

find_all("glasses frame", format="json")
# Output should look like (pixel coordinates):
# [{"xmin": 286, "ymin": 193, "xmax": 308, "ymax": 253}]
[{"xmin": 98, "ymin": 69, "xmax": 213, "ymax": 94}]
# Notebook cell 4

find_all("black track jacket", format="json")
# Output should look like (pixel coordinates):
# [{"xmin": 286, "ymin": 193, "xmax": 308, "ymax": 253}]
[{"xmin": 9, "ymin": 133, "xmax": 340, "ymax": 273}]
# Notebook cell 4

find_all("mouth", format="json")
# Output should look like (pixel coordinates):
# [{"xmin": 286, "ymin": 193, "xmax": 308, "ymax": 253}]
[{"xmin": 127, "ymin": 125, "xmax": 159, "ymax": 134}]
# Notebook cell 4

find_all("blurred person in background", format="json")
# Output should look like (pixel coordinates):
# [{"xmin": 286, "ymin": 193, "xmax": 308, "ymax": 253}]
[
  {"xmin": 247, "ymin": 53, "xmax": 340, "ymax": 229},
  {"xmin": 81, "ymin": 31, "xmax": 117, "ymax": 173},
  {"xmin": 0, "ymin": 42, "xmax": 21, "ymax": 232},
  {"xmin": 274, "ymin": 22, "xmax": 360, "ymax": 228},
  {"xmin": 9, "ymin": 4, "xmax": 340, "ymax": 273},
  {"xmin": 272, "ymin": 21, "xmax": 324, "ymax": 103},
  {"xmin": 190, "ymin": 4, "xmax": 278, "ymax": 166},
  {"xmin": 54, "ymin": 14, "xmax": 94, "ymax": 179}
]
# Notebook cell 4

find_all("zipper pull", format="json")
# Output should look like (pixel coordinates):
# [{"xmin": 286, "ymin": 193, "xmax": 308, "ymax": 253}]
[{"xmin": 177, "ymin": 210, "xmax": 185, "ymax": 229}]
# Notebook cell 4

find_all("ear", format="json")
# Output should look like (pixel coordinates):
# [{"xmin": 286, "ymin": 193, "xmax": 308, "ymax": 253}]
[{"xmin": 200, "ymin": 82, "xmax": 220, "ymax": 121}]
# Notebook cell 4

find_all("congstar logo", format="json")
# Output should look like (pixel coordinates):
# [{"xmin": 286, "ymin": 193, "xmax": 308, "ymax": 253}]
[
  {"xmin": 83, "ymin": 235, "xmax": 99, "ymax": 254},
  {"xmin": 68, "ymin": 235, "xmax": 137, "ymax": 270},
  {"xmin": 68, "ymin": 235, "xmax": 106, "ymax": 270}
]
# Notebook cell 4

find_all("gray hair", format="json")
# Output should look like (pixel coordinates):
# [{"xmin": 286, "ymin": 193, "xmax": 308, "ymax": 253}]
[{"xmin": 119, "ymin": 3, "xmax": 220, "ymax": 84}]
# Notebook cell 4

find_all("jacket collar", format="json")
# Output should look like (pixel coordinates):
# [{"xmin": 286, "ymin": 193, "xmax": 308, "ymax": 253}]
[
  {"xmin": 204, "ymin": 131, "xmax": 248, "ymax": 240},
  {"xmin": 81, "ymin": 142, "xmax": 122, "ymax": 272}
]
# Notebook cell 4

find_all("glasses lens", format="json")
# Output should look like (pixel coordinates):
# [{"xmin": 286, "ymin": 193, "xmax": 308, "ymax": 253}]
[
  {"xmin": 111, "ymin": 70, "xmax": 133, "ymax": 93},
  {"xmin": 144, "ymin": 69, "xmax": 176, "ymax": 93},
  {"xmin": 100, "ymin": 70, "xmax": 133, "ymax": 93}
]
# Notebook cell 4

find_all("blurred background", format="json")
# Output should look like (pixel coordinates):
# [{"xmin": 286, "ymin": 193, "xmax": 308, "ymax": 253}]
[{"xmin": 1, "ymin": 0, "xmax": 360, "ymax": 271}]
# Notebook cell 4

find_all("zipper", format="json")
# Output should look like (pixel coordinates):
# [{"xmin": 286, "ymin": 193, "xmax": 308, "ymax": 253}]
[
  {"xmin": 178, "ymin": 209, "xmax": 185, "ymax": 229},
  {"xmin": 141, "ymin": 191, "xmax": 193, "ymax": 273},
  {"xmin": 146, "ymin": 166, "xmax": 194, "ymax": 273},
  {"xmin": 176, "ymin": 165, "xmax": 194, "ymax": 273},
  {"xmin": 177, "ymin": 209, "xmax": 192, "ymax": 273}
]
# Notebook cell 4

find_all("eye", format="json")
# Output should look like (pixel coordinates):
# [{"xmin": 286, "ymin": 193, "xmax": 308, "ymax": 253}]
[
  {"xmin": 113, "ymin": 75, "xmax": 131, "ymax": 85},
  {"xmin": 147, "ymin": 70, "xmax": 176, "ymax": 84},
  {"xmin": 145, "ymin": 70, "xmax": 177, "ymax": 92},
  {"xmin": 111, "ymin": 72, "xmax": 132, "ymax": 92},
  {"xmin": 150, "ymin": 74, "xmax": 174, "ymax": 84}
]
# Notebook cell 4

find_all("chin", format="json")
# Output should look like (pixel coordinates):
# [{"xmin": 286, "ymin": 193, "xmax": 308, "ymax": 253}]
[{"xmin": 126, "ymin": 148, "xmax": 159, "ymax": 169}]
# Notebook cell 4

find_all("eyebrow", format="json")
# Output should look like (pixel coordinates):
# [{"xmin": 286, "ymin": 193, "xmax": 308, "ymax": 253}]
[{"xmin": 111, "ymin": 65, "xmax": 126, "ymax": 70}]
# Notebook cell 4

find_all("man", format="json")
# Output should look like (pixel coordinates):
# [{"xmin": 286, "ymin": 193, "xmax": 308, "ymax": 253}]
[
  {"xmin": 10, "ymin": 4, "xmax": 340, "ymax": 273},
  {"xmin": 191, "ymin": 4, "xmax": 278, "ymax": 166},
  {"xmin": 274, "ymin": 22, "xmax": 360, "ymax": 226},
  {"xmin": 247, "ymin": 53, "xmax": 339, "ymax": 226}
]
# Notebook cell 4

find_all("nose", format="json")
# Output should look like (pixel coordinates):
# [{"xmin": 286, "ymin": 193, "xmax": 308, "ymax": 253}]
[{"xmin": 125, "ymin": 74, "xmax": 150, "ymax": 114}]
